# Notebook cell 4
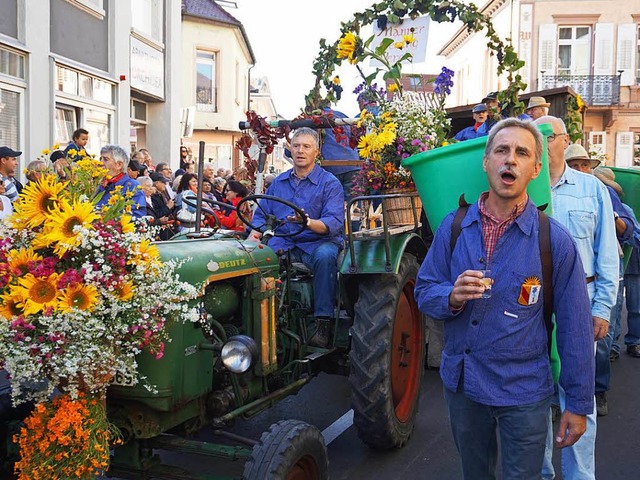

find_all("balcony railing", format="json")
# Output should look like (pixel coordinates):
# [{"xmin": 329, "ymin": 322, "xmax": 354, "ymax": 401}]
[{"xmin": 538, "ymin": 75, "xmax": 621, "ymax": 106}]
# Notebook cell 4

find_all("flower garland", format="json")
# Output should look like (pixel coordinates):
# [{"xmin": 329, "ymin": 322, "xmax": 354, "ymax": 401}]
[
  {"xmin": 306, "ymin": 0, "xmax": 527, "ymax": 115},
  {"xmin": 0, "ymin": 151, "xmax": 198, "ymax": 478},
  {"xmin": 565, "ymin": 94, "xmax": 585, "ymax": 143}
]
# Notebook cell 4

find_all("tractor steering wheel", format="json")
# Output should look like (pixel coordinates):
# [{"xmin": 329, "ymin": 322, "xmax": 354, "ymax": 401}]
[{"xmin": 236, "ymin": 195, "xmax": 307, "ymax": 238}]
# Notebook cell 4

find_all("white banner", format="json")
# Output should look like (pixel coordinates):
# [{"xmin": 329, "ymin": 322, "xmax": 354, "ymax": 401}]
[
  {"xmin": 370, "ymin": 16, "xmax": 430, "ymax": 66},
  {"xmin": 130, "ymin": 37, "xmax": 165, "ymax": 99}
]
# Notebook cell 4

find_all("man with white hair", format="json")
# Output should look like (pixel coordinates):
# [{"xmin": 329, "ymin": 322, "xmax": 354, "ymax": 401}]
[
  {"xmin": 535, "ymin": 116, "xmax": 618, "ymax": 480},
  {"xmin": 97, "ymin": 144, "xmax": 146, "ymax": 218}
]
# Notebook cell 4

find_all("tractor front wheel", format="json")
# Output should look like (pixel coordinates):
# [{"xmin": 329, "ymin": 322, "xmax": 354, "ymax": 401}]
[
  {"xmin": 242, "ymin": 420, "xmax": 328, "ymax": 480},
  {"xmin": 349, "ymin": 253, "xmax": 425, "ymax": 449}
]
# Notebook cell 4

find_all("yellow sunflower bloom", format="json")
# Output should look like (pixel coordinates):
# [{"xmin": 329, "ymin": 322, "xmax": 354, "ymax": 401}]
[
  {"xmin": 135, "ymin": 239, "xmax": 160, "ymax": 261},
  {"xmin": 394, "ymin": 41, "xmax": 405, "ymax": 50},
  {"xmin": 12, "ymin": 273, "xmax": 60, "ymax": 316},
  {"xmin": 403, "ymin": 34, "xmax": 416, "ymax": 45},
  {"xmin": 67, "ymin": 149, "xmax": 77, "ymax": 157},
  {"xmin": 40, "ymin": 199, "xmax": 99, "ymax": 257},
  {"xmin": 10, "ymin": 174, "xmax": 65, "ymax": 228},
  {"xmin": 41, "ymin": 149, "xmax": 51, "ymax": 155},
  {"xmin": 7, "ymin": 248, "xmax": 43, "ymax": 276},
  {"xmin": 115, "ymin": 281, "xmax": 134, "ymax": 301},
  {"xmin": 336, "ymin": 32, "xmax": 359, "ymax": 65},
  {"xmin": 358, "ymin": 133, "xmax": 380, "ymax": 160},
  {"xmin": 120, "ymin": 215, "xmax": 135, "ymax": 233},
  {"xmin": 388, "ymin": 84, "xmax": 399, "ymax": 93},
  {"xmin": 57, "ymin": 283, "xmax": 99, "ymax": 313},
  {"xmin": 0, "ymin": 293, "xmax": 25, "ymax": 320}
]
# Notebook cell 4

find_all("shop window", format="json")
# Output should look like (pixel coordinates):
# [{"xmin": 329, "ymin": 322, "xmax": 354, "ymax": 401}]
[
  {"xmin": 196, "ymin": 51, "xmax": 217, "ymax": 112},
  {"xmin": 0, "ymin": 47, "xmax": 25, "ymax": 79},
  {"xmin": 55, "ymin": 106, "xmax": 78, "ymax": 146},
  {"xmin": 56, "ymin": 65, "xmax": 114, "ymax": 105},
  {"xmin": 85, "ymin": 109, "xmax": 110, "ymax": 154},
  {"xmin": 0, "ymin": 89, "xmax": 20, "ymax": 149}
]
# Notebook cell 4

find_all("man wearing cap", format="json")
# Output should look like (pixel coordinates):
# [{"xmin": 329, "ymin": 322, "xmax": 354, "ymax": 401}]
[
  {"xmin": 535, "ymin": 116, "xmax": 618, "ymax": 480},
  {"xmin": 0, "ymin": 146, "xmax": 21, "ymax": 203},
  {"xmin": 525, "ymin": 97, "xmax": 551, "ymax": 120},
  {"xmin": 150, "ymin": 171, "xmax": 176, "ymax": 212},
  {"xmin": 477, "ymin": 91, "xmax": 534, "ymax": 137},
  {"xmin": 454, "ymin": 104, "xmax": 488, "ymax": 141},
  {"xmin": 566, "ymin": 145, "xmax": 634, "ymax": 417}
]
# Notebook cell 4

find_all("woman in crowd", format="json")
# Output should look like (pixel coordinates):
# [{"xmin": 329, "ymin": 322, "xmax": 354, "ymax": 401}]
[
  {"xmin": 138, "ymin": 176, "xmax": 175, "ymax": 240},
  {"xmin": 175, "ymin": 173, "xmax": 199, "ymax": 231},
  {"xmin": 215, "ymin": 180, "xmax": 250, "ymax": 231}
]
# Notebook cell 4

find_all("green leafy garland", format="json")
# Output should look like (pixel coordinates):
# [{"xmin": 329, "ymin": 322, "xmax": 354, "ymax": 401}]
[{"xmin": 306, "ymin": 0, "xmax": 527, "ymax": 115}]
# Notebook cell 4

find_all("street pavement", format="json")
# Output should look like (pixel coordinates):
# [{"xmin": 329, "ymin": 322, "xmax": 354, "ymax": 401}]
[{"xmin": 164, "ymin": 315, "xmax": 640, "ymax": 479}]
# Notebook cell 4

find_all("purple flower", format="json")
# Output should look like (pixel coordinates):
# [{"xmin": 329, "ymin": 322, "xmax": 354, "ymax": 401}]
[{"xmin": 434, "ymin": 66, "xmax": 455, "ymax": 95}]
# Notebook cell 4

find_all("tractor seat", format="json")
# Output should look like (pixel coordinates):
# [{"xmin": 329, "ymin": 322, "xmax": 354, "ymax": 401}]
[{"xmin": 290, "ymin": 262, "xmax": 312, "ymax": 275}]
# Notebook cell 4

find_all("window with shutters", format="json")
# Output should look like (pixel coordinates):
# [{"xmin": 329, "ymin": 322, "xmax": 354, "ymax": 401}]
[
  {"xmin": 0, "ymin": 88, "xmax": 21, "ymax": 150},
  {"xmin": 558, "ymin": 26, "xmax": 591, "ymax": 77}
]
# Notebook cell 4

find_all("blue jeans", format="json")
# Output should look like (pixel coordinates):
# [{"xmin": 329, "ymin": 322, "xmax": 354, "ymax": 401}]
[
  {"xmin": 290, "ymin": 243, "xmax": 339, "ymax": 318},
  {"xmin": 542, "ymin": 384, "xmax": 597, "ymax": 480},
  {"xmin": 444, "ymin": 387, "xmax": 552, "ymax": 480},
  {"xmin": 608, "ymin": 278, "xmax": 625, "ymax": 355},
  {"xmin": 624, "ymin": 273, "xmax": 640, "ymax": 346},
  {"xmin": 595, "ymin": 278, "xmax": 623, "ymax": 390}
]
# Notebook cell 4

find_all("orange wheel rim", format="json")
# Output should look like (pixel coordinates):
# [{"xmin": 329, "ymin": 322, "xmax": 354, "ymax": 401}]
[{"xmin": 390, "ymin": 279, "xmax": 423, "ymax": 422}]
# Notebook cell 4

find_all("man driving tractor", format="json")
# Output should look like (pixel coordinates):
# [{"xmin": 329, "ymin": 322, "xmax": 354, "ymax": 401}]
[{"xmin": 248, "ymin": 127, "xmax": 345, "ymax": 347}]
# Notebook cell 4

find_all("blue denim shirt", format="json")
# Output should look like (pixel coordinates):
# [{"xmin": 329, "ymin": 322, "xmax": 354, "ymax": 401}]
[
  {"xmin": 551, "ymin": 166, "xmax": 619, "ymax": 320},
  {"xmin": 96, "ymin": 174, "xmax": 147, "ymax": 218},
  {"xmin": 415, "ymin": 199, "xmax": 594, "ymax": 414},
  {"xmin": 453, "ymin": 125, "xmax": 480, "ymax": 142},
  {"xmin": 254, "ymin": 164, "xmax": 344, "ymax": 254}
]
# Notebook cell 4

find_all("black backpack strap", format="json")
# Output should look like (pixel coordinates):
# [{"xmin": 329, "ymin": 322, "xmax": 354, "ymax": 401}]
[
  {"xmin": 538, "ymin": 210, "xmax": 554, "ymax": 355},
  {"xmin": 450, "ymin": 194, "xmax": 471, "ymax": 252}
]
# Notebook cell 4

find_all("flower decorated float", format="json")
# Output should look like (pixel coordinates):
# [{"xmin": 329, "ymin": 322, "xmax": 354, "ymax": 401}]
[{"xmin": 0, "ymin": 151, "xmax": 197, "ymax": 479}]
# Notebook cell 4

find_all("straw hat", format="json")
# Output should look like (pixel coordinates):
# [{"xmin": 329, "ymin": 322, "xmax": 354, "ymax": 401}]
[
  {"xmin": 593, "ymin": 167, "xmax": 624, "ymax": 196},
  {"xmin": 525, "ymin": 96, "xmax": 550, "ymax": 111},
  {"xmin": 564, "ymin": 144, "xmax": 601, "ymax": 169}
]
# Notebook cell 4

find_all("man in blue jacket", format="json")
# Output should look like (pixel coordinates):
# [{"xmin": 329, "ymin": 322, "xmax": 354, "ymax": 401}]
[
  {"xmin": 97, "ymin": 145, "xmax": 146, "ymax": 219},
  {"xmin": 248, "ymin": 128, "xmax": 344, "ymax": 348},
  {"xmin": 453, "ymin": 104, "xmax": 488, "ymax": 141},
  {"xmin": 415, "ymin": 117, "xmax": 594, "ymax": 480}
]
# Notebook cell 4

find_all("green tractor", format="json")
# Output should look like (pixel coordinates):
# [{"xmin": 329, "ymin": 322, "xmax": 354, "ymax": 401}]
[{"xmin": 106, "ymin": 135, "xmax": 428, "ymax": 479}]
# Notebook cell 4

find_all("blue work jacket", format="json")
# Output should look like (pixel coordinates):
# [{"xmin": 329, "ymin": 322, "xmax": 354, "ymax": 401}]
[
  {"xmin": 415, "ymin": 199, "xmax": 594, "ymax": 415},
  {"xmin": 253, "ymin": 164, "xmax": 344, "ymax": 254}
]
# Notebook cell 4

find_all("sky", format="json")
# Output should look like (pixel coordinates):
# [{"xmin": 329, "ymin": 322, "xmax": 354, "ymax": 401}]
[{"xmin": 230, "ymin": 0, "xmax": 464, "ymax": 119}]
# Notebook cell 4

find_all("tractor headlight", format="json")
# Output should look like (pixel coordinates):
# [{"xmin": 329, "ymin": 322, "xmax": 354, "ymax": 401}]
[{"xmin": 221, "ymin": 335, "xmax": 258, "ymax": 373}]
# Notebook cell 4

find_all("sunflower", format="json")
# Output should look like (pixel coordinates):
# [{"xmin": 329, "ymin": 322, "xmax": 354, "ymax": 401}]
[
  {"xmin": 0, "ymin": 292, "xmax": 24, "ymax": 320},
  {"xmin": 57, "ymin": 283, "xmax": 99, "ymax": 313},
  {"xmin": 114, "ymin": 281, "xmax": 134, "ymax": 301},
  {"xmin": 120, "ymin": 214, "xmax": 135, "ymax": 234},
  {"xmin": 11, "ymin": 174, "xmax": 65, "ymax": 228},
  {"xmin": 7, "ymin": 248, "xmax": 43, "ymax": 276},
  {"xmin": 12, "ymin": 273, "xmax": 60, "ymax": 316},
  {"xmin": 336, "ymin": 32, "xmax": 359, "ymax": 65},
  {"xmin": 40, "ymin": 199, "xmax": 99, "ymax": 257}
]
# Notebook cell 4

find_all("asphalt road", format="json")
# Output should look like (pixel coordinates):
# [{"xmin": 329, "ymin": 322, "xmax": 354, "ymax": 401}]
[{"xmin": 152, "ymin": 314, "xmax": 640, "ymax": 480}]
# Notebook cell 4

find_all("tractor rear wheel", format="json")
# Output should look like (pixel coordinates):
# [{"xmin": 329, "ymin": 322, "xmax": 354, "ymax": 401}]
[
  {"xmin": 242, "ymin": 420, "xmax": 328, "ymax": 480},
  {"xmin": 349, "ymin": 253, "xmax": 425, "ymax": 449}
]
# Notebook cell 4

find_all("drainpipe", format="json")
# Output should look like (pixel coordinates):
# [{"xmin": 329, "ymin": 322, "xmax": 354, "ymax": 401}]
[{"xmin": 247, "ymin": 64, "xmax": 255, "ymax": 112}]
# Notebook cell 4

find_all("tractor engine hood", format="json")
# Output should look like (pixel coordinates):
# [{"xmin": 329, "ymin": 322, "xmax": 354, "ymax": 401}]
[{"xmin": 155, "ymin": 237, "xmax": 279, "ymax": 290}]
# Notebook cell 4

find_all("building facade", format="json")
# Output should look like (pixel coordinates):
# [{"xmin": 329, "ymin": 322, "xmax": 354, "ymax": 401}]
[
  {"xmin": 0, "ymin": 0, "xmax": 183, "ymax": 179},
  {"xmin": 438, "ymin": 0, "xmax": 640, "ymax": 166},
  {"xmin": 180, "ymin": 0, "xmax": 255, "ymax": 172}
]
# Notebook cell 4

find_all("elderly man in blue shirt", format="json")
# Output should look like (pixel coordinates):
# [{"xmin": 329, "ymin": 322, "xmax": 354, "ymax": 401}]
[
  {"xmin": 415, "ymin": 117, "xmax": 594, "ymax": 480},
  {"xmin": 248, "ymin": 127, "xmax": 344, "ymax": 348},
  {"xmin": 97, "ymin": 145, "xmax": 147, "ymax": 219},
  {"xmin": 454, "ymin": 104, "xmax": 488, "ymax": 141},
  {"xmin": 535, "ymin": 116, "xmax": 619, "ymax": 480}
]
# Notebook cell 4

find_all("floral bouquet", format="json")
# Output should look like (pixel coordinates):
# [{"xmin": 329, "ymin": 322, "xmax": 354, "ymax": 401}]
[
  {"xmin": 0, "ymin": 153, "xmax": 198, "ymax": 479},
  {"xmin": 351, "ymin": 65, "xmax": 454, "ymax": 196}
]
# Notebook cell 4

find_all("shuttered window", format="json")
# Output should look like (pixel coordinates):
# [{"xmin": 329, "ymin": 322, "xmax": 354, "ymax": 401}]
[
  {"xmin": 0, "ymin": 89, "xmax": 20, "ymax": 149},
  {"xmin": 617, "ymin": 24, "xmax": 637, "ymax": 86}
]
